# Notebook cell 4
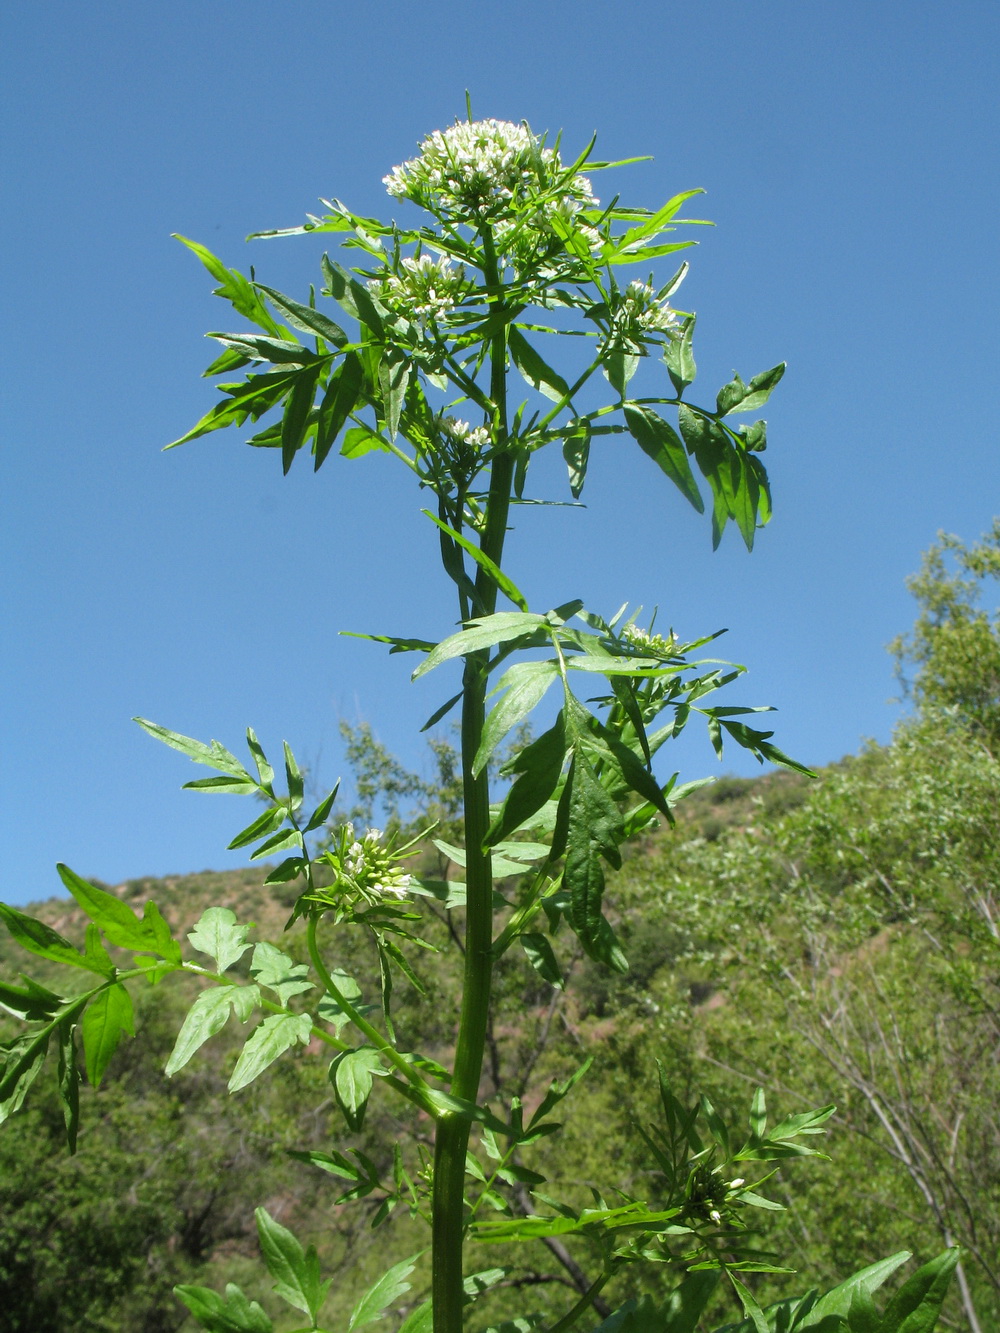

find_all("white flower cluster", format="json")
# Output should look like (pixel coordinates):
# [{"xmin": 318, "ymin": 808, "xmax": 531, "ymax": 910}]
[
  {"xmin": 379, "ymin": 253, "xmax": 470, "ymax": 321},
  {"xmin": 620, "ymin": 623, "xmax": 675, "ymax": 656},
  {"xmin": 442, "ymin": 416, "xmax": 490, "ymax": 450},
  {"xmin": 383, "ymin": 119, "xmax": 598, "ymax": 223},
  {"xmin": 338, "ymin": 824, "xmax": 412, "ymax": 902},
  {"xmin": 606, "ymin": 280, "xmax": 681, "ymax": 351}
]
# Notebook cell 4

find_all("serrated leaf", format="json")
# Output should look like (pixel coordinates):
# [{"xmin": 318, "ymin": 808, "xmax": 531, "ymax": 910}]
[
  {"xmin": 347, "ymin": 1254, "xmax": 420, "ymax": 1333},
  {"xmin": 475, "ymin": 659, "xmax": 558, "ymax": 777},
  {"xmin": 166, "ymin": 984, "xmax": 259, "ymax": 1076},
  {"xmin": 228, "ymin": 1012, "xmax": 312, "ymax": 1093},
  {"xmin": 413, "ymin": 612, "xmax": 548, "ymax": 679},
  {"xmin": 315, "ymin": 351, "xmax": 363, "ymax": 469},
  {"xmin": 56, "ymin": 865, "xmax": 181, "ymax": 964},
  {"xmin": 877, "ymin": 1248, "xmax": 958, "ymax": 1333},
  {"xmin": 802, "ymin": 1252, "xmax": 912, "ymax": 1327},
  {"xmin": 255, "ymin": 1206, "xmax": 330, "ymax": 1321},
  {"xmin": 227, "ymin": 805, "xmax": 287, "ymax": 850},
  {"xmin": 188, "ymin": 907, "xmax": 254, "ymax": 973},
  {"xmin": 341, "ymin": 425, "xmax": 389, "ymax": 459},
  {"xmin": 173, "ymin": 1281, "xmax": 273, "ymax": 1333},
  {"xmin": 485, "ymin": 714, "xmax": 568, "ymax": 846},
  {"xmin": 562, "ymin": 422, "xmax": 591, "ymax": 498},
  {"xmin": 378, "ymin": 344, "xmax": 409, "ymax": 439},
  {"xmin": 249, "ymin": 942, "xmax": 313, "ymax": 1002},
  {"xmin": 0, "ymin": 902, "xmax": 113, "ymax": 976},
  {"xmin": 0, "ymin": 1028, "xmax": 51, "ymax": 1124},
  {"xmin": 0, "ymin": 976, "xmax": 63, "ymax": 1022},
  {"xmin": 331, "ymin": 1046, "xmax": 387, "ymax": 1132},
  {"xmin": 134, "ymin": 719, "xmax": 252, "ymax": 780},
  {"xmin": 81, "ymin": 983, "xmax": 133, "ymax": 1087},
  {"xmin": 422, "ymin": 510, "xmax": 529, "ymax": 614},
  {"xmin": 624, "ymin": 405, "xmax": 703, "ymax": 512},
  {"xmin": 520, "ymin": 933, "xmax": 564, "ymax": 988},
  {"xmin": 56, "ymin": 1018, "xmax": 81, "ymax": 1153},
  {"xmin": 664, "ymin": 316, "xmax": 696, "ymax": 394},
  {"xmin": 253, "ymin": 283, "xmax": 347, "ymax": 347},
  {"xmin": 509, "ymin": 327, "xmax": 570, "ymax": 402}
]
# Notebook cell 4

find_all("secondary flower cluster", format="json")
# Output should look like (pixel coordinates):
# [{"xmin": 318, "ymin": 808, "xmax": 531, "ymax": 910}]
[
  {"xmin": 620, "ymin": 622, "xmax": 678, "ymax": 658},
  {"xmin": 316, "ymin": 824, "xmax": 413, "ymax": 912},
  {"xmin": 383, "ymin": 118, "xmax": 598, "ymax": 225},
  {"xmin": 442, "ymin": 417, "xmax": 490, "ymax": 450},
  {"xmin": 603, "ymin": 280, "xmax": 682, "ymax": 354},
  {"xmin": 379, "ymin": 253, "xmax": 472, "ymax": 322}
]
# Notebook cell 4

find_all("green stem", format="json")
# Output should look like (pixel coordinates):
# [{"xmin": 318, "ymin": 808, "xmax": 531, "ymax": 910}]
[
  {"xmin": 545, "ymin": 1267, "xmax": 615, "ymax": 1333},
  {"xmin": 305, "ymin": 917, "xmax": 427, "ymax": 1089},
  {"xmin": 432, "ymin": 225, "xmax": 512, "ymax": 1333}
]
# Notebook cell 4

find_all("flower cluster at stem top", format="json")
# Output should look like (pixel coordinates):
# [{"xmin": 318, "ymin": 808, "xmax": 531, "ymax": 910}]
[
  {"xmin": 383, "ymin": 118, "xmax": 598, "ymax": 224},
  {"xmin": 619, "ymin": 622, "xmax": 678, "ymax": 658}
]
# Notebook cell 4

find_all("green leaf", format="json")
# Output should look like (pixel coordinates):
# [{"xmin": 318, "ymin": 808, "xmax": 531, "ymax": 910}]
[
  {"xmin": 0, "ymin": 902, "xmax": 113, "ymax": 976},
  {"xmin": 315, "ymin": 351, "xmax": 363, "ymax": 469},
  {"xmin": 422, "ymin": 510, "xmax": 529, "ymax": 613},
  {"xmin": 281, "ymin": 364, "xmax": 321, "ymax": 474},
  {"xmin": 870, "ymin": 1249, "xmax": 958, "ymax": 1333},
  {"xmin": 378, "ymin": 344, "xmax": 409, "ymax": 439},
  {"xmin": 253, "ymin": 283, "xmax": 347, "ymax": 347},
  {"xmin": 562, "ymin": 421, "xmax": 591, "ymax": 498},
  {"xmin": 331, "ymin": 1046, "xmax": 387, "ymax": 1132},
  {"xmin": 227, "ymin": 805, "xmax": 287, "ymax": 850},
  {"xmin": 283, "ymin": 742, "xmax": 304, "ymax": 812},
  {"xmin": 228, "ymin": 1012, "xmax": 312, "ymax": 1093},
  {"xmin": 209, "ymin": 332, "xmax": 314, "ymax": 365},
  {"xmin": 56, "ymin": 864, "xmax": 181, "ymax": 964},
  {"xmin": 173, "ymin": 1282, "xmax": 273, "ymax": 1333},
  {"xmin": 624, "ymin": 405, "xmax": 703, "ymax": 512},
  {"xmin": 304, "ymin": 783, "xmax": 340, "ymax": 832},
  {"xmin": 413, "ymin": 612, "xmax": 549, "ymax": 679},
  {"xmin": 347, "ymin": 1254, "xmax": 420, "ymax": 1333},
  {"xmin": 0, "ymin": 1028, "xmax": 51, "ymax": 1124},
  {"xmin": 606, "ymin": 347, "xmax": 639, "ymax": 397},
  {"xmin": 255, "ymin": 1206, "xmax": 331, "ymax": 1322},
  {"xmin": 657, "ymin": 1271, "xmax": 719, "ymax": 1333},
  {"xmin": 509, "ymin": 327, "xmax": 571, "ymax": 402},
  {"xmin": 188, "ymin": 907, "xmax": 254, "ymax": 973},
  {"xmin": 520, "ymin": 933, "xmax": 564, "ymax": 988},
  {"xmin": 475, "ymin": 659, "xmax": 559, "ymax": 777},
  {"xmin": 173, "ymin": 235, "xmax": 282, "ymax": 335},
  {"xmin": 134, "ymin": 719, "xmax": 252, "ymax": 780},
  {"xmin": 562, "ymin": 751, "xmax": 626, "ymax": 968},
  {"xmin": 81, "ymin": 983, "xmax": 134, "ymax": 1087},
  {"xmin": 249, "ymin": 942, "xmax": 313, "ymax": 1003},
  {"xmin": 716, "ymin": 362, "xmax": 785, "ymax": 416},
  {"xmin": 664, "ymin": 316, "xmax": 697, "ymax": 394},
  {"xmin": 166, "ymin": 984, "xmax": 259, "ymax": 1076},
  {"xmin": 802, "ymin": 1252, "xmax": 912, "ymax": 1327},
  {"xmin": 0, "ymin": 976, "xmax": 63, "ymax": 1022},
  {"xmin": 486, "ymin": 714, "xmax": 568, "ymax": 846},
  {"xmin": 56, "ymin": 1018, "xmax": 81, "ymax": 1153},
  {"xmin": 728, "ymin": 1275, "xmax": 770, "ymax": 1333},
  {"xmin": 341, "ymin": 425, "xmax": 389, "ymax": 459},
  {"xmin": 397, "ymin": 1300, "xmax": 433, "ymax": 1333},
  {"xmin": 749, "ymin": 1087, "xmax": 767, "ymax": 1141}
]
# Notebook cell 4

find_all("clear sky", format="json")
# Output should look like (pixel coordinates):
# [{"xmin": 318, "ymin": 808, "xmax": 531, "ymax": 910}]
[{"xmin": 3, "ymin": 1, "xmax": 998, "ymax": 906}]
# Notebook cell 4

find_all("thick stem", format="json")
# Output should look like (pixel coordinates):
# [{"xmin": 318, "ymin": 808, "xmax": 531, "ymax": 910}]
[{"xmin": 432, "ymin": 228, "xmax": 511, "ymax": 1333}]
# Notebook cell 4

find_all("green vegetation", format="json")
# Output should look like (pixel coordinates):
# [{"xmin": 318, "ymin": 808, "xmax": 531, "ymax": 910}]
[
  {"xmin": 1, "ymin": 116, "xmax": 982, "ymax": 1332},
  {"xmin": 3, "ymin": 523, "xmax": 997, "ymax": 1329}
]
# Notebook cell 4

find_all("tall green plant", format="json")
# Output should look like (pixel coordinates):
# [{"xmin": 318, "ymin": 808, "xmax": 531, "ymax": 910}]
[{"xmin": 0, "ymin": 115, "xmax": 956, "ymax": 1332}]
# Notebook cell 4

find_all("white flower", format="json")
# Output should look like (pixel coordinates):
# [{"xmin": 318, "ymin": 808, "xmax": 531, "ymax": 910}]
[
  {"xmin": 442, "ymin": 417, "xmax": 490, "ymax": 450},
  {"xmin": 604, "ymin": 281, "xmax": 681, "ymax": 354},
  {"xmin": 620, "ymin": 623, "xmax": 675, "ymax": 657},
  {"xmin": 384, "ymin": 119, "xmax": 597, "ymax": 225},
  {"xmin": 728, "ymin": 1178, "xmax": 746, "ymax": 1190},
  {"xmin": 709, "ymin": 1209, "xmax": 722, "ymax": 1224},
  {"xmin": 379, "ymin": 253, "xmax": 471, "ymax": 322}
]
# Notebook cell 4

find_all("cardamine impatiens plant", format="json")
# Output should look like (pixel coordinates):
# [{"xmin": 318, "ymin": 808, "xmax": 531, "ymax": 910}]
[{"xmin": 0, "ymin": 114, "xmax": 958, "ymax": 1333}]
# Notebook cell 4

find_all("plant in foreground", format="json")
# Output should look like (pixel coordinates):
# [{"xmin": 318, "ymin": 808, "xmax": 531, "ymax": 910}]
[{"xmin": 0, "ymin": 114, "xmax": 957, "ymax": 1331}]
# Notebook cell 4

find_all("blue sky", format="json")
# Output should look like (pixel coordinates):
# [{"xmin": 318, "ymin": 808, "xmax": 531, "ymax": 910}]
[{"xmin": 3, "ymin": 1, "xmax": 998, "ymax": 906}]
